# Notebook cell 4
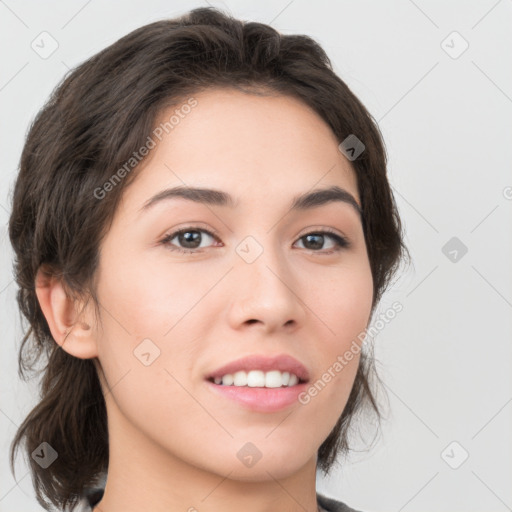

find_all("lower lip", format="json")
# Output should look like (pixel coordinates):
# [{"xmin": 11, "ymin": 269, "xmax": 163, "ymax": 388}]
[{"xmin": 205, "ymin": 380, "xmax": 309, "ymax": 413}]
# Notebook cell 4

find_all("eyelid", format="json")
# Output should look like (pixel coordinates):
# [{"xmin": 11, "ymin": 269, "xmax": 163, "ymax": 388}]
[
  {"xmin": 159, "ymin": 223, "xmax": 351, "ymax": 253},
  {"xmin": 158, "ymin": 223, "xmax": 222, "ymax": 252},
  {"xmin": 161, "ymin": 222, "xmax": 221, "ymax": 240},
  {"xmin": 295, "ymin": 224, "xmax": 351, "ymax": 246},
  {"xmin": 296, "ymin": 225, "xmax": 348, "ymax": 240}
]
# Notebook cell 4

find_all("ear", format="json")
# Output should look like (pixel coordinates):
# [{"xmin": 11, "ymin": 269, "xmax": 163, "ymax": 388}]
[{"xmin": 35, "ymin": 265, "xmax": 98, "ymax": 359}]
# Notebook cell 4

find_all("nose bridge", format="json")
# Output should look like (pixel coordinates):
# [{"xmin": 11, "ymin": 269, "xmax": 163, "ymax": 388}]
[{"xmin": 228, "ymin": 231, "xmax": 305, "ymax": 329}]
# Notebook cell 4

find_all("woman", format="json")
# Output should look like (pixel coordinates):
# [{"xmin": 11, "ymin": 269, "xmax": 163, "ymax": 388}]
[{"xmin": 8, "ymin": 7, "xmax": 408, "ymax": 512}]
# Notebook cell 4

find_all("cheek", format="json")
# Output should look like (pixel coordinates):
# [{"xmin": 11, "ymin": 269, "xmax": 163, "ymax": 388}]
[
  {"xmin": 96, "ymin": 247, "xmax": 212, "ymax": 339},
  {"xmin": 305, "ymin": 259, "xmax": 373, "ymax": 400},
  {"xmin": 310, "ymin": 259, "xmax": 374, "ymax": 343},
  {"xmin": 93, "ymin": 251, "xmax": 217, "ymax": 393}
]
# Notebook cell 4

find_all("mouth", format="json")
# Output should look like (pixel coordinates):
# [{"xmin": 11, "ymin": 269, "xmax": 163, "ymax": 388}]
[
  {"xmin": 204, "ymin": 377, "xmax": 309, "ymax": 413},
  {"xmin": 205, "ymin": 353, "xmax": 310, "ymax": 386},
  {"xmin": 206, "ymin": 370, "xmax": 308, "ymax": 388},
  {"xmin": 204, "ymin": 353, "xmax": 310, "ymax": 412}
]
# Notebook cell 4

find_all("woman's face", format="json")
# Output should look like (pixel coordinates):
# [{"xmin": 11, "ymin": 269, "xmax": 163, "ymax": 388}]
[{"xmin": 92, "ymin": 87, "xmax": 373, "ymax": 480}]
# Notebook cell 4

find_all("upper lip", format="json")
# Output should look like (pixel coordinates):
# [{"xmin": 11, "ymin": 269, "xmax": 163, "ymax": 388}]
[{"xmin": 206, "ymin": 353, "xmax": 310, "ymax": 383}]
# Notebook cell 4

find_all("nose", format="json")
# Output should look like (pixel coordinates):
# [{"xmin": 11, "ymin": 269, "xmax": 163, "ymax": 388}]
[{"xmin": 226, "ymin": 241, "xmax": 307, "ymax": 334}]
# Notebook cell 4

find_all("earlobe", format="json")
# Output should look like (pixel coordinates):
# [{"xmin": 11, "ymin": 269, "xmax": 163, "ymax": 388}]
[{"xmin": 34, "ymin": 266, "xmax": 98, "ymax": 359}]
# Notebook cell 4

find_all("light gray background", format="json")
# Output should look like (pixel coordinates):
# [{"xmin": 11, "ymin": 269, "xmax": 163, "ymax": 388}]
[{"xmin": 1, "ymin": 1, "xmax": 511, "ymax": 511}]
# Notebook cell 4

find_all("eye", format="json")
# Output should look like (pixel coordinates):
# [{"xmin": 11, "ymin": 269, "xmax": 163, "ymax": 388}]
[
  {"xmin": 294, "ymin": 229, "xmax": 350, "ymax": 254},
  {"xmin": 159, "ymin": 226, "xmax": 350, "ymax": 254},
  {"xmin": 160, "ymin": 226, "xmax": 220, "ymax": 254}
]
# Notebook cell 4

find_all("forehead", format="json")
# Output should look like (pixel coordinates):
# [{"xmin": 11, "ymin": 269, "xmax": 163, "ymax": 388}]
[{"xmin": 121, "ymin": 87, "xmax": 360, "ymax": 215}]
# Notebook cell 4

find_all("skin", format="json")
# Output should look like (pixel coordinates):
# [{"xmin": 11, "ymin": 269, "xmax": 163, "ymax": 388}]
[{"xmin": 35, "ymin": 87, "xmax": 374, "ymax": 512}]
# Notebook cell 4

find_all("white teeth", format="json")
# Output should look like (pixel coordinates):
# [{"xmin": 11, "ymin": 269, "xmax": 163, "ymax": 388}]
[
  {"xmin": 288, "ymin": 373, "xmax": 298, "ymax": 386},
  {"xmin": 222, "ymin": 374, "xmax": 234, "ymax": 385},
  {"xmin": 233, "ymin": 371, "xmax": 247, "ymax": 386},
  {"xmin": 264, "ymin": 370, "xmax": 282, "ymax": 388},
  {"xmin": 213, "ymin": 370, "xmax": 302, "ymax": 387},
  {"xmin": 247, "ymin": 370, "xmax": 265, "ymax": 387}
]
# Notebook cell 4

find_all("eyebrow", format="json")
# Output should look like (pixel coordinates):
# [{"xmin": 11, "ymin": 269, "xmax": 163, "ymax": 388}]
[{"xmin": 140, "ymin": 185, "xmax": 362, "ymax": 218}]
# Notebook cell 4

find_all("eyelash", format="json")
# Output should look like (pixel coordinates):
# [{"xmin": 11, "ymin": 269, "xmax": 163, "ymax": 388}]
[{"xmin": 159, "ymin": 225, "xmax": 350, "ymax": 255}]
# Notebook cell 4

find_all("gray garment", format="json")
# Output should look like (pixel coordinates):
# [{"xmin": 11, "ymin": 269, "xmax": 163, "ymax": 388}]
[
  {"xmin": 317, "ymin": 492, "xmax": 363, "ymax": 512},
  {"xmin": 74, "ymin": 488, "xmax": 362, "ymax": 512}
]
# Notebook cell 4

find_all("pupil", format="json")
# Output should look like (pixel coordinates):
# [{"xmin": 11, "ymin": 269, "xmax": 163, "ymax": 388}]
[
  {"xmin": 305, "ymin": 234, "xmax": 323, "ymax": 250},
  {"xmin": 180, "ymin": 231, "xmax": 200, "ymax": 248}
]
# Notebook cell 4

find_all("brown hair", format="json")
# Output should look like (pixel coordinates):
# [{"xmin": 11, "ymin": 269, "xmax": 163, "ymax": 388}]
[{"xmin": 8, "ymin": 6, "xmax": 409, "ymax": 511}]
